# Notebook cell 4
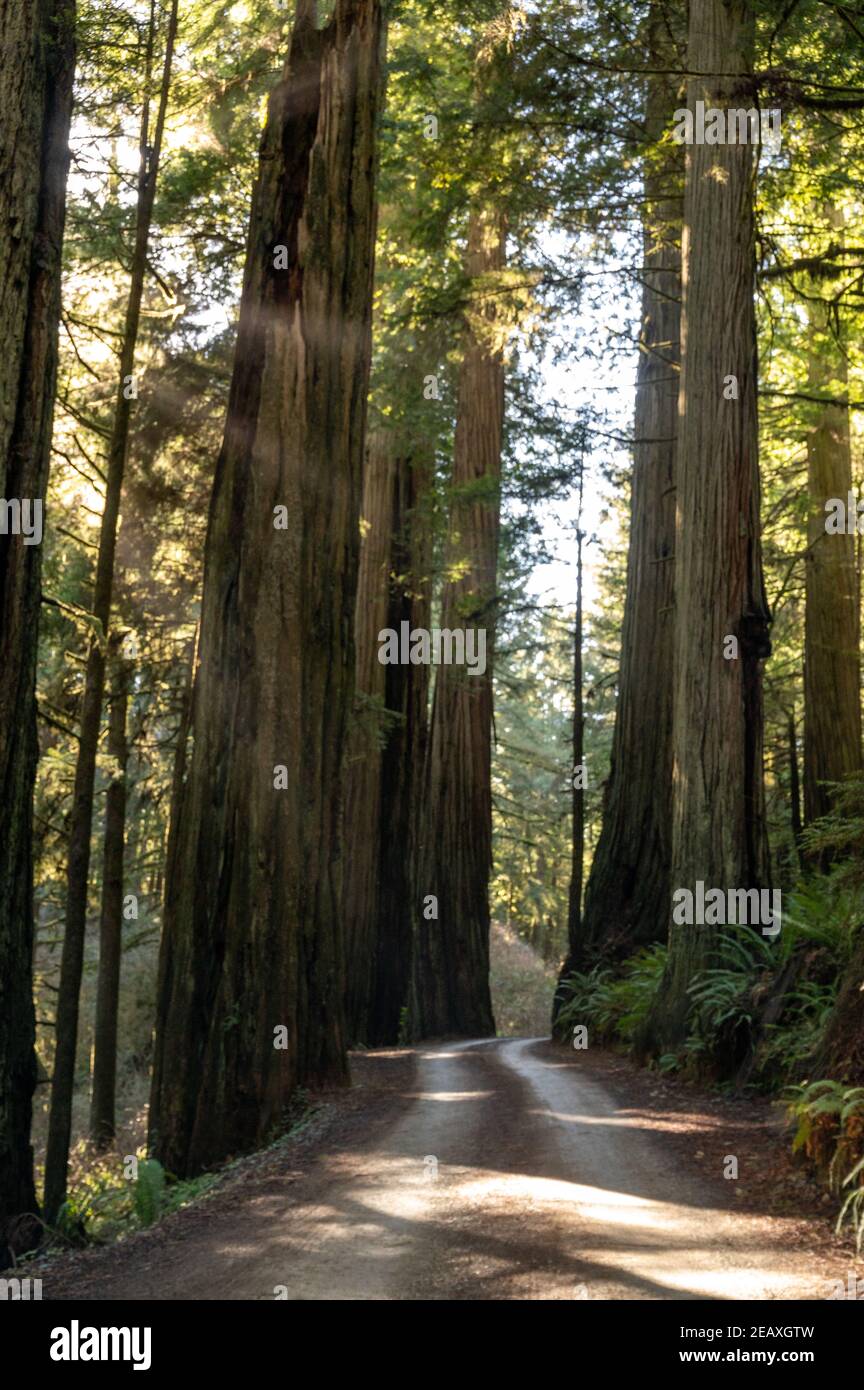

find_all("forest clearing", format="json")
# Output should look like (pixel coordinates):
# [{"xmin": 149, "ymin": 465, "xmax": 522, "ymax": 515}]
[{"xmin": 3, "ymin": 0, "xmax": 864, "ymax": 1340}]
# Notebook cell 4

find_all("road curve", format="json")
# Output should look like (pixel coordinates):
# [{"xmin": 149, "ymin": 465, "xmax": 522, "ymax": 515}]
[{"xmin": 40, "ymin": 1037, "xmax": 839, "ymax": 1301}]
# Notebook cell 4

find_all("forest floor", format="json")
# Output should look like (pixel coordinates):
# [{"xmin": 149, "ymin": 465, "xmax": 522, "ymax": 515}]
[{"xmin": 28, "ymin": 1036, "xmax": 863, "ymax": 1301}]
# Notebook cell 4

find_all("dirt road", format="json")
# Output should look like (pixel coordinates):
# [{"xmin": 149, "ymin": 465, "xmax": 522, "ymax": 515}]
[{"xmin": 39, "ymin": 1039, "xmax": 851, "ymax": 1301}]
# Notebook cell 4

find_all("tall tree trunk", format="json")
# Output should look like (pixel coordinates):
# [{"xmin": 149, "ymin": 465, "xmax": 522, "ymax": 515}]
[
  {"xmin": 803, "ymin": 260, "xmax": 860, "ymax": 830},
  {"xmin": 372, "ymin": 449, "xmax": 431, "ymax": 1043},
  {"xmin": 572, "ymin": 3, "xmax": 681, "ymax": 975},
  {"xmin": 344, "ymin": 434, "xmax": 395, "ymax": 1043},
  {"xmin": 148, "ymin": 0, "xmax": 384, "ymax": 1178},
  {"xmin": 44, "ymin": 0, "xmax": 178, "ymax": 1222},
  {"xmin": 344, "ymin": 438, "xmax": 430, "ymax": 1045},
  {"xmin": 163, "ymin": 627, "xmax": 197, "ymax": 924},
  {"xmin": 816, "ymin": 930, "xmax": 864, "ymax": 1085},
  {"xmin": 788, "ymin": 710, "xmax": 802, "ymax": 857},
  {"xmin": 568, "ymin": 514, "xmax": 584, "ymax": 949},
  {"xmin": 553, "ymin": 501, "xmax": 585, "ymax": 1023},
  {"xmin": 640, "ymin": 0, "xmax": 772, "ymax": 1055},
  {"xmin": 0, "ymin": 0, "xmax": 75, "ymax": 1249},
  {"xmin": 409, "ymin": 207, "xmax": 505, "ymax": 1040},
  {"xmin": 89, "ymin": 634, "xmax": 131, "ymax": 1148}
]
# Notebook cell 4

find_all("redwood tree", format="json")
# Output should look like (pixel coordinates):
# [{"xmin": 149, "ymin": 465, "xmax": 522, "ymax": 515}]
[
  {"xmin": 343, "ymin": 435, "xmax": 393, "ymax": 1043},
  {"xmin": 641, "ymin": 0, "xmax": 772, "ymax": 1054},
  {"xmin": 344, "ymin": 435, "xmax": 430, "ymax": 1045},
  {"xmin": 410, "ymin": 207, "xmax": 505, "ymax": 1040},
  {"xmin": 803, "ymin": 278, "xmax": 860, "ymax": 828},
  {"xmin": 567, "ymin": 2, "xmax": 682, "ymax": 980},
  {"xmin": 149, "ymin": 0, "xmax": 384, "ymax": 1177},
  {"xmin": 0, "ymin": 0, "xmax": 75, "ymax": 1246}
]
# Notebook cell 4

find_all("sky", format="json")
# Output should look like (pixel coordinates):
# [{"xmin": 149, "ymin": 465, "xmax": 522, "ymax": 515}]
[{"xmin": 522, "ymin": 231, "xmax": 639, "ymax": 618}]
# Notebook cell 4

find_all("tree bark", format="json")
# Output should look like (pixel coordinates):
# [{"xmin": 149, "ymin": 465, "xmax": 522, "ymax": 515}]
[
  {"xmin": 640, "ymin": 0, "xmax": 772, "ymax": 1055},
  {"xmin": 553, "ymin": 501, "xmax": 585, "ymax": 1023},
  {"xmin": 344, "ymin": 434, "xmax": 395, "ymax": 1042},
  {"xmin": 0, "ymin": 0, "xmax": 74, "ymax": 1247},
  {"xmin": 372, "ymin": 449, "xmax": 431, "ymax": 1043},
  {"xmin": 89, "ymin": 634, "xmax": 131, "ymax": 1149},
  {"xmin": 409, "ymin": 206, "xmax": 505, "ymax": 1040},
  {"xmin": 148, "ymin": 0, "xmax": 384, "ymax": 1177},
  {"xmin": 788, "ymin": 710, "xmax": 802, "ymax": 860},
  {"xmin": 344, "ymin": 437, "xmax": 430, "ymax": 1044},
  {"xmin": 44, "ymin": 0, "xmax": 178, "ymax": 1222},
  {"xmin": 572, "ymin": 2, "xmax": 681, "ymax": 975},
  {"xmin": 803, "ymin": 271, "xmax": 860, "ymax": 830},
  {"xmin": 816, "ymin": 931, "xmax": 864, "ymax": 1085}
]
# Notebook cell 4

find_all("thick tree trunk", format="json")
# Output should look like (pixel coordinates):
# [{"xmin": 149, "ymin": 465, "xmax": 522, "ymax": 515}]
[
  {"xmin": 0, "ymin": 0, "xmax": 74, "ymax": 1247},
  {"xmin": 89, "ymin": 635, "xmax": 131, "ymax": 1148},
  {"xmin": 816, "ymin": 931, "xmax": 864, "ymax": 1085},
  {"xmin": 372, "ymin": 450, "xmax": 431, "ymax": 1043},
  {"xmin": 149, "ymin": 0, "xmax": 384, "ymax": 1177},
  {"xmin": 803, "ymin": 285, "xmax": 860, "ymax": 829},
  {"xmin": 409, "ymin": 207, "xmax": 505, "ymax": 1040},
  {"xmin": 573, "ymin": 5, "xmax": 681, "ymax": 975},
  {"xmin": 640, "ymin": 0, "xmax": 772, "ymax": 1055},
  {"xmin": 44, "ymin": 0, "xmax": 178, "ymax": 1222},
  {"xmin": 344, "ymin": 437, "xmax": 430, "ymax": 1044}
]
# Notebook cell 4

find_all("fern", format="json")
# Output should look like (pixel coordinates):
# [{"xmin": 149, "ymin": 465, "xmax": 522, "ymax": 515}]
[
  {"xmin": 836, "ymin": 1155, "xmax": 864, "ymax": 1254},
  {"xmin": 555, "ymin": 946, "xmax": 667, "ymax": 1046},
  {"xmin": 133, "ymin": 1159, "xmax": 166, "ymax": 1228}
]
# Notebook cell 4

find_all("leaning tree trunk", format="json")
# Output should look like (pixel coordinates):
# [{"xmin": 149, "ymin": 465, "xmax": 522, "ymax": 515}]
[
  {"xmin": 803, "ymin": 266, "xmax": 860, "ymax": 830},
  {"xmin": 89, "ymin": 634, "xmax": 131, "ymax": 1148},
  {"xmin": 640, "ymin": 0, "xmax": 772, "ymax": 1055},
  {"xmin": 409, "ymin": 207, "xmax": 505, "ymax": 1040},
  {"xmin": 148, "ymin": 0, "xmax": 384, "ymax": 1178},
  {"xmin": 0, "ymin": 0, "xmax": 75, "ymax": 1248},
  {"xmin": 570, "ymin": 3, "xmax": 681, "ymax": 979},
  {"xmin": 44, "ymin": 0, "xmax": 178, "ymax": 1223}
]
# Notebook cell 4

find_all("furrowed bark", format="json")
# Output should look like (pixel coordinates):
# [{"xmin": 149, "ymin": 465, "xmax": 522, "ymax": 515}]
[
  {"xmin": 569, "ymin": 1, "xmax": 681, "ymax": 981},
  {"xmin": 344, "ymin": 434, "xmax": 396, "ymax": 1043},
  {"xmin": 371, "ymin": 449, "xmax": 431, "ymax": 1043},
  {"xmin": 410, "ymin": 206, "xmax": 505, "ymax": 1041},
  {"xmin": 803, "ymin": 267, "xmax": 860, "ymax": 832},
  {"xmin": 640, "ymin": 0, "xmax": 772, "ymax": 1055},
  {"xmin": 149, "ymin": 0, "xmax": 385, "ymax": 1177},
  {"xmin": 344, "ymin": 437, "xmax": 430, "ymax": 1045}
]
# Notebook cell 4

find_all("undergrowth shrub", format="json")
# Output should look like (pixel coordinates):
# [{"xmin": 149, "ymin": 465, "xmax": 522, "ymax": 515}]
[{"xmin": 554, "ymin": 944, "xmax": 667, "ymax": 1047}]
